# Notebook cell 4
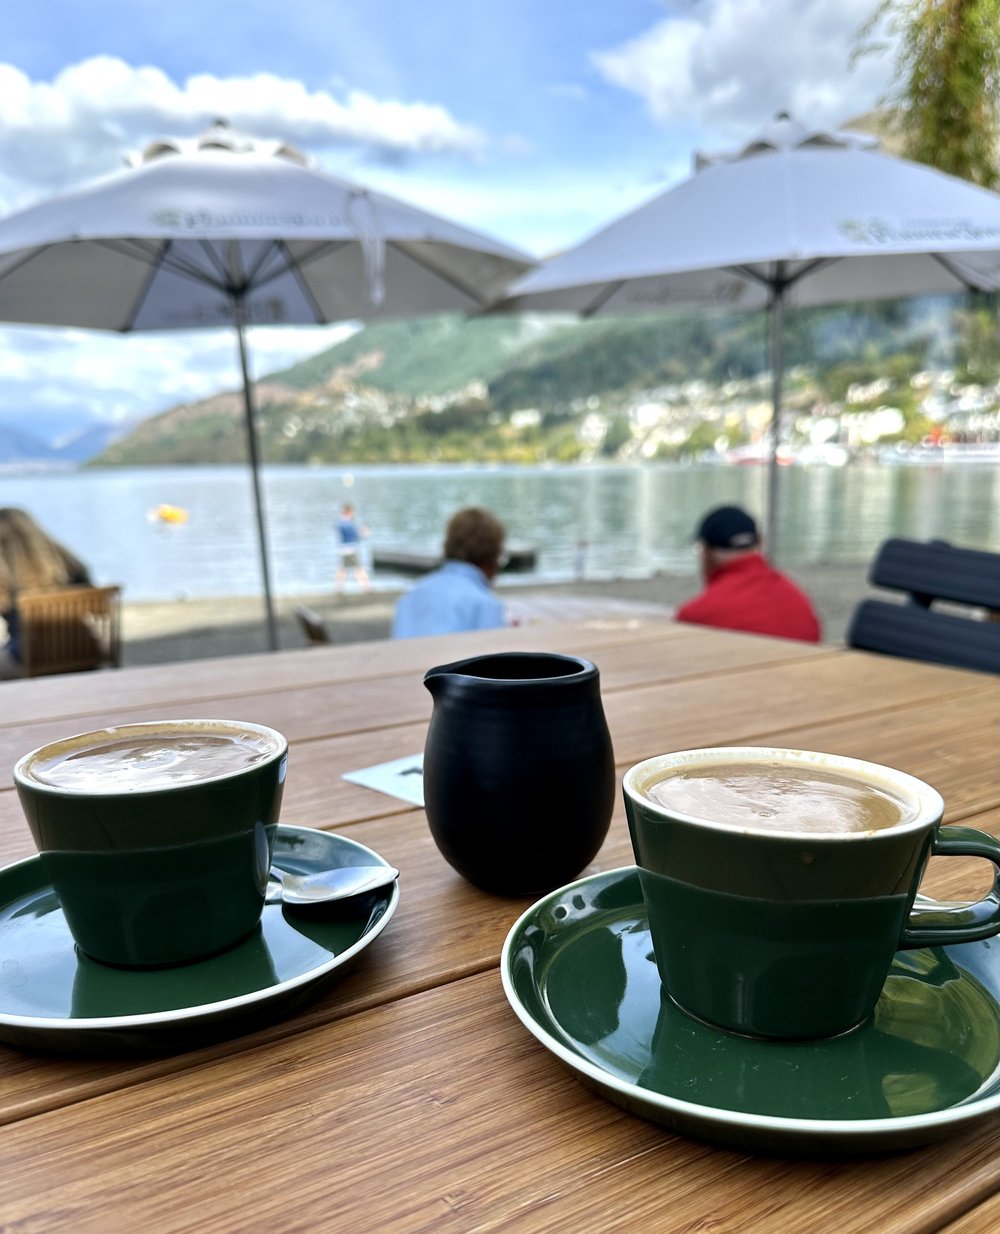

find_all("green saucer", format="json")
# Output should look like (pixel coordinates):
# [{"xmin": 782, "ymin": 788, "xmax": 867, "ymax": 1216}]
[
  {"xmin": 501, "ymin": 867, "xmax": 1000, "ymax": 1154},
  {"xmin": 0, "ymin": 826, "xmax": 399, "ymax": 1055}
]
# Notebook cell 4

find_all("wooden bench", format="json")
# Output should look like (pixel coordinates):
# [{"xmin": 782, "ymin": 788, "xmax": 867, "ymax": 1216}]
[
  {"xmin": 16, "ymin": 585, "xmax": 122, "ymax": 678},
  {"xmin": 294, "ymin": 604, "xmax": 330, "ymax": 645},
  {"xmin": 847, "ymin": 538, "xmax": 1000, "ymax": 674}
]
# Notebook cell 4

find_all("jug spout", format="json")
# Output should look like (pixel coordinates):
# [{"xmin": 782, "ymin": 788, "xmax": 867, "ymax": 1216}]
[
  {"xmin": 423, "ymin": 666, "xmax": 450, "ymax": 698},
  {"xmin": 423, "ymin": 656, "xmax": 471, "ymax": 698}
]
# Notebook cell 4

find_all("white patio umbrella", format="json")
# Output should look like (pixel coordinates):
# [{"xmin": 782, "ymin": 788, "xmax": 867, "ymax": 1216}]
[
  {"xmin": 0, "ymin": 121, "xmax": 534, "ymax": 648},
  {"xmin": 495, "ymin": 114, "xmax": 1000, "ymax": 552}
]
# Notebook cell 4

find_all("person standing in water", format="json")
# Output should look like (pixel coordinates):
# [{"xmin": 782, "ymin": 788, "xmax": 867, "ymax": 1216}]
[{"xmin": 334, "ymin": 503, "xmax": 371, "ymax": 593}]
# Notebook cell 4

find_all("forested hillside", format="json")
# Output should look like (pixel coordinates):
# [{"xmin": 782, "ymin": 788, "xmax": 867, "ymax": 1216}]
[{"xmin": 93, "ymin": 297, "xmax": 996, "ymax": 466}]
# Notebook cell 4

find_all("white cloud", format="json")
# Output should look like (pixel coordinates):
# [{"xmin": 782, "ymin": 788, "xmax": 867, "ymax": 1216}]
[
  {"xmin": 0, "ymin": 323, "xmax": 356, "ymax": 437},
  {"xmin": 0, "ymin": 57, "xmax": 488, "ymax": 212},
  {"xmin": 592, "ymin": 0, "xmax": 893, "ymax": 141}
]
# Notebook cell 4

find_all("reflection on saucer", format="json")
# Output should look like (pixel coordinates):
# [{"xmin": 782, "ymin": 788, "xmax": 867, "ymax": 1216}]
[
  {"xmin": 502, "ymin": 867, "xmax": 1000, "ymax": 1152},
  {"xmin": 70, "ymin": 923, "xmax": 280, "ymax": 1020},
  {"xmin": 0, "ymin": 826, "xmax": 399, "ymax": 1055},
  {"xmin": 875, "ymin": 949, "xmax": 1000, "ymax": 1117}
]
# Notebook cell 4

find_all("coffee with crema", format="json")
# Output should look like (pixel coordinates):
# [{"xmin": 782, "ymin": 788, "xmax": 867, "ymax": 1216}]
[
  {"xmin": 22, "ymin": 722, "xmax": 280, "ymax": 793},
  {"xmin": 643, "ymin": 759, "xmax": 917, "ymax": 834},
  {"xmin": 623, "ymin": 748, "xmax": 1000, "ymax": 1041}
]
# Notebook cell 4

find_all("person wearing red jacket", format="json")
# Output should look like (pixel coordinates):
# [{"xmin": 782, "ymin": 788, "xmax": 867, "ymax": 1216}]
[{"xmin": 676, "ymin": 505, "xmax": 822, "ymax": 643}]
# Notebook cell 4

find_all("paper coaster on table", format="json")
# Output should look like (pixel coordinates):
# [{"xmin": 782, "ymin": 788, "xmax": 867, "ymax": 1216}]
[{"xmin": 342, "ymin": 753, "xmax": 425, "ymax": 806}]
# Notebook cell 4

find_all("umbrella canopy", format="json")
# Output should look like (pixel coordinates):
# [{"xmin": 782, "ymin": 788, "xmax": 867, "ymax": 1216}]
[
  {"xmin": 495, "ymin": 114, "xmax": 1000, "ymax": 549},
  {"xmin": 0, "ymin": 121, "xmax": 535, "ymax": 647}
]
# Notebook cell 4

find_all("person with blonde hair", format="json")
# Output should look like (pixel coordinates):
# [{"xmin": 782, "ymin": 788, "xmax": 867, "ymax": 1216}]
[
  {"xmin": 392, "ymin": 507, "xmax": 507, "ymax": 639},
  {"xmin": 0, "ymin": 507, "xmax": 92, "ymax": 679}
]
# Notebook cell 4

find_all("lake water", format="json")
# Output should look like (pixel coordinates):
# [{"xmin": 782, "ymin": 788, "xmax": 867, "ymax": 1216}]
[{"xmin": 3, "ymin": 462, "xmax": 998, "ymax": 602}]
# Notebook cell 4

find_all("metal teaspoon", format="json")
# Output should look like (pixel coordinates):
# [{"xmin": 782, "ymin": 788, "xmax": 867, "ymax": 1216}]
[{"xmin": 265, "ymin": 865, "xmax": 399, "ymax": 906}]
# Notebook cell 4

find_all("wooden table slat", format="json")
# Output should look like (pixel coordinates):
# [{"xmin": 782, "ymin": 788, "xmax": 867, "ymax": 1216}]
[
  {"xmin": 934, "ymin": 1198, "xmax": 1000, "ymax": 1234},
  {"xmin": 0, "ymin": 617, "xmax": 720, "ymax": 727},
  {"xmin": 0, "ymin": 622, "xmax": 841, "ymax": 769},
  {"xmin": 1, "ymin": 970, "xmax": 997, "ymax": 1234}
]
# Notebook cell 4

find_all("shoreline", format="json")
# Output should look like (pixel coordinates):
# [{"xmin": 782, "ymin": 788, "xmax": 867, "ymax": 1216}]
[{"xmin": 119, "ymin": 561, "xmax": 873, "ymax": 666}]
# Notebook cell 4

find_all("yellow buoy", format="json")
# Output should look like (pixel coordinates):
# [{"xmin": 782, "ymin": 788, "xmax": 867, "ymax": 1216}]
[{"xmin": 153, "ymin": 504, "xmax": 189, "ymax": 524}]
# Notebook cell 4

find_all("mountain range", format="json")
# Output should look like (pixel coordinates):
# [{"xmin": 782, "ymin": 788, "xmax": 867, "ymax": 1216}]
[
  {"xmin": 2, "ymin": 296, "xmax": 983, "ymax": 468},
  {"xmin": 0, "ymin": 417, "xmax": 133, "ymax": 468},
  {"xmin": 89, "ymin": 299, "xmax": 954, "ymax": 467}
]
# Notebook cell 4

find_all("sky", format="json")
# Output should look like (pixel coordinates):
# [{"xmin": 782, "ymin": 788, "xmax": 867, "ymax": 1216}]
[{"xmin": 0, "ymin": 0, "xmax": 898, "ymax": 444}]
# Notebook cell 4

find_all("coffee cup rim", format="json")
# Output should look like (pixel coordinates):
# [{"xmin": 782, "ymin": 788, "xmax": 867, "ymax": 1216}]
[
  {"xmin": 14, "ymin": 718, "xmax": 287, "ymax": 797},
  {"xmin": 622, "ymin": 746, "xmax": 944, "ymax": 839}
]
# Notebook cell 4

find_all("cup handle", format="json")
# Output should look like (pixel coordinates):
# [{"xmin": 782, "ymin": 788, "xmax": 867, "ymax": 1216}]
[{"xmin": 899, "ymin": 825, "xmax": 1000, "ymax": 948}]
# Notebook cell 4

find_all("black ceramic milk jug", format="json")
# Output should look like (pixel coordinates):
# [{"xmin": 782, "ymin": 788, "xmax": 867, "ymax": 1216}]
[{"xmin": 422, "ymin": 652, "xmax": 615, "ymax": 896}]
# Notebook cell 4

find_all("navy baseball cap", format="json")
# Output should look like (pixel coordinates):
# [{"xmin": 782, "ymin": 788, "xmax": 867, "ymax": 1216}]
[{"xmin": 695, "ymin": 506, "xmax": 760, "ymax": 549}]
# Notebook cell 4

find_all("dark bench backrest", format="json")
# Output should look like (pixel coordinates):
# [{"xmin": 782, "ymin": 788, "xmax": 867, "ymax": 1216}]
[
  {"xmin": 869, "ymin": 538, "xmax": 1000, "ymax": 610},
  {"xmin": 849, "ymin": 538, "xmax": 1000, "ymax": 674},
  {"xmin": 847, "ymin": 600, "xmax": 1000, "ymax": 675}
]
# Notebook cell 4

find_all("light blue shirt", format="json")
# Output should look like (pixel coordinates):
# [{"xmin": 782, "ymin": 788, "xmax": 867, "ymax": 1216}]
[{"xmin": 392, "ymin": 560, "xmax": 506, "ymax": 639}]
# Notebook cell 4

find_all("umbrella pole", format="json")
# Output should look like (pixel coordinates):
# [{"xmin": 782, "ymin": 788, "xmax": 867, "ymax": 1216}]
[
  {"xmin": 233, "ymin": 300, "xmax": 280, "ymax": 652},
  {"xmin": 765, "ymin": 283, "xmax": 786, "ymax": 560}
]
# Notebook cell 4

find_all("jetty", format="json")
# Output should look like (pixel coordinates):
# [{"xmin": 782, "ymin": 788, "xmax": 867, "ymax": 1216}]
[{"xmin": 373, "ymin": 544, "xmax": 537, "ymax": 575}]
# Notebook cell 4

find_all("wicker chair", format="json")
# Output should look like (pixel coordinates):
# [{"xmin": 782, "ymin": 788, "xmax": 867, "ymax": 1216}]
[{"xmin": 16, "ymin": 585, "xmax": 122, "ymax": 678}]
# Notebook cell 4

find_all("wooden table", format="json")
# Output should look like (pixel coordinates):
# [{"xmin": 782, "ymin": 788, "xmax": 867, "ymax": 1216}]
[{"xmin": 0, "ymin": 618, "xmax": 997, "ymax": 1233}]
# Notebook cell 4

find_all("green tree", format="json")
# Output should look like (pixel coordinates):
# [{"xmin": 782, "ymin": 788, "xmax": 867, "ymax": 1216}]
[
  {"xmin": 678, "ymin": 421, "xmax": 724, "ymax": 459},
  {"xmin": 854, "ymin": 0, "xmax": 1000, "ymax": 187},
  {"xmin": 600, "ymin": 414, "xmax": 632, "ymax": 457},
  {"xmin": 953, "ymin": 297, "xmax": 1000, "ymax": 379}
]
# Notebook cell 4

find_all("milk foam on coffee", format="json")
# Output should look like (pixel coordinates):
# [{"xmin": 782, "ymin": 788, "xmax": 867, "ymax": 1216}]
[
  {"xmin": 644, "ymin": 760, "xmax": 917, "ymax": 834},
  {"xmin": 25, "ymin": 724, "xmax": 279, "ymax": 793}
]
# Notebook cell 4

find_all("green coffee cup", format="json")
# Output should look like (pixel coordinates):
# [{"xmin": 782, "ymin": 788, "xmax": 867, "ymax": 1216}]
[
  {"xmin": 623, "ymin": 746, "xmax": 1000, "ymax": 1040},
  {"xmin": 14, "ymin": 719, "xmax": 287, "ymax": 968}
]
